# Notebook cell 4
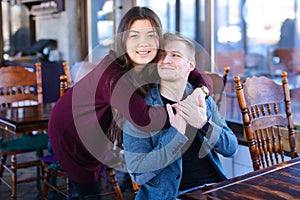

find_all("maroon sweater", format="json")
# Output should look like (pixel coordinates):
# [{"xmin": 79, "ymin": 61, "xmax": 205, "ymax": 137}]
[{"xmin": 48, "ymin": 53, "xmax": 212, "ymax": 183}]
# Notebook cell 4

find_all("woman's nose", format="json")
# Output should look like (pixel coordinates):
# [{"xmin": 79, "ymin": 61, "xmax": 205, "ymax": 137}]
[{"xmin": 139, "ymin": 35, "xmax": 150, "ymax": 45}]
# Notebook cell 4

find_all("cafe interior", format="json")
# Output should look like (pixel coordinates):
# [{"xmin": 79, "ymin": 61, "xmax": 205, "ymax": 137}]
[{"xmin": 0, "ymin": 0, "xmax": 299, "ymax": 199}]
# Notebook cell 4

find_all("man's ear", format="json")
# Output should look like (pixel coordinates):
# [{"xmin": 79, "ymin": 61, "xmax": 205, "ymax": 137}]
[{"xmin": 189, "ymin": 58, "xmax": 196, "ymax": 72}]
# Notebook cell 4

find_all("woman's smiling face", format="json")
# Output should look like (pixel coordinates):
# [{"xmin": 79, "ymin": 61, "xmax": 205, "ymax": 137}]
[{"xmin": 125, "ymin": 19, "xmax": 159, "ymax": 72}]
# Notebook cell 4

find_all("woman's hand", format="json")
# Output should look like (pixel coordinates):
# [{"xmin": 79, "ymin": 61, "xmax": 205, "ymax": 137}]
[
  {"xmin": 166, "ymin": 103, "xmax": 187, "ymax": 134},
  {"xmin": 184, "ymin": 88, "xmax": 201, "ymax": 105},
  {"xmin": 184, "ymin": 87, "xmax": 207, "ymax": 106},
  {"xmin": 175, "ymin": 93, "xmax": 207, "ymax": 129}
]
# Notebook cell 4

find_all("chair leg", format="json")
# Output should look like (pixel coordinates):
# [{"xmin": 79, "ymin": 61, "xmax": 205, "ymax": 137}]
[
  {"xmin": 107, "ymin": 169, "xmax": 123, "ymax": 200},
  {"xmin": 36, "ymin": 150, "xmax": 44, "ymax": 193},
  {"xmin": 11, "ymin": 154, "xmax": 17, "ymax": 199},
  {"xmin": 66, "ymin": 177, "xmax": 72, "ymax": 200},
  {"xmin": 0, "ymin": 154, "xmax": 7, "ymax": 181},
  {"xmin": 41, "ymin": 165, "xmax": 49, "ymax": 199}
]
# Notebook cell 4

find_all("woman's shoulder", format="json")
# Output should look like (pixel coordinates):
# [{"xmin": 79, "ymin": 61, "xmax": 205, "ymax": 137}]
[{"xmin": 74, "ymin": 53, "xmax": 123, "ymax": 86}]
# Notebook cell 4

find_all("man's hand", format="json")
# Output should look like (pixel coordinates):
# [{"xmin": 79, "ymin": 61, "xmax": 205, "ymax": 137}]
[{"xmin": 166, "ymin": 103, "xmax": 187, "ymax": 134}]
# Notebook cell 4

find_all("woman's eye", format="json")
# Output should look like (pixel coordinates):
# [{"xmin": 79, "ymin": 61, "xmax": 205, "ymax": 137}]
[
  {"xmin": 149, "ymin": 34, "xmax": 156, "ymax": 38},
  {"xmin": 129, "ymin": 34, "xmax": 138, "ymax": 38},
  {"xmin": 148, "ymin": 32, "xmax": 158, "ymax": 38}
]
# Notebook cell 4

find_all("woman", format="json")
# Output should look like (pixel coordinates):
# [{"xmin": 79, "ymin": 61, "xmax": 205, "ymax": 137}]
[{"xmin": 48, "ymin": 6, "xmax": 211, "ymax": 199}]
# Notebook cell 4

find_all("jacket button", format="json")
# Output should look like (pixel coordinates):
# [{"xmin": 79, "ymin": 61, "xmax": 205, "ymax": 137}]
[{"xmin": 176, "ymin": 175, "xmax": 180, "ymax": 180}]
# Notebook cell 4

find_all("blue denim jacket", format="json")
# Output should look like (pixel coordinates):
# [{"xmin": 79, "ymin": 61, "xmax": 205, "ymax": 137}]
[{"xmin": 123, "ymin": 83, "xmax": 238, "ymax": 200}]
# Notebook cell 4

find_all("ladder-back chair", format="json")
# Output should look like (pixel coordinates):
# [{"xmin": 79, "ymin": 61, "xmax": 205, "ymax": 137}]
[
  {"xmin": 0, "ymin": 65, "xmax": 48, "ymax": 199},
  {"xmin": 40, "ymin": 75, "xmax": 123, "ymax": 200},
  {"xmin": 35, "ymin": 61, "xmax": 72, "ymax": 103},
  {"xmin": 203, "ymin": 66, "xmax": 230, "ymax": 109},
  {"xmin": 234, "ymin": 72, "xmax": 299, "ymax": 171}
]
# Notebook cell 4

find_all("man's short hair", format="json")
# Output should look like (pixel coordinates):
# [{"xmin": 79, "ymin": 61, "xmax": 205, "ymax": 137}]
[{"xmin": 163, "ymin": 32, "xmax": 196, "ymax": 59}]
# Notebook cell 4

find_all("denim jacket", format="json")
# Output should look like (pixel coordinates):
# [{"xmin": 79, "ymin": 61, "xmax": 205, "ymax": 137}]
[{"xmin": 123, "ymin": 83, "xmax": 238, "ymax": 200}]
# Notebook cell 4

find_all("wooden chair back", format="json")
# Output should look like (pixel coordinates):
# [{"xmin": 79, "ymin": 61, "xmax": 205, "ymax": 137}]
[
  {"xmin": 0, "ymin": 64, "xmax": 48, "ymax": 199},
  {"xmin": 0, "ymin": 65, "xmax": 42, "ymax": 107},
  {"xmin": 234, "ymin": 72, "xmax": 299, "ymax": 171},
  {"xmin": 35, "ymin": 61, "xmax": 72, "ymax": 103},
  {"xmin": 203, "ymin": 66, "xmax": 230, "ymax": 109},
  {"xmin": 59, "ymin": 74, "xmax": 69, "ymax": 96}
]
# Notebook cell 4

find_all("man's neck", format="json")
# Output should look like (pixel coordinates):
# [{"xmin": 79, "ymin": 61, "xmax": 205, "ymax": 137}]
[{"xmin": 159, "ymin": 80, "xmax": 187, "ymax": 102}]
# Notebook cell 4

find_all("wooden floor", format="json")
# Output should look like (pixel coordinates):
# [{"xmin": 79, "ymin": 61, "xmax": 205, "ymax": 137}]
[{"xmin": 0, "ymin": 152, "xmax": 135, "ymax": 200}]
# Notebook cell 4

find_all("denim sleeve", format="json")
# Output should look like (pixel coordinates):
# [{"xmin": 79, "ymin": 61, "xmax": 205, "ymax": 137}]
[
  {"xmin": 200, "ymin": 97, "xmax": 238, "ymax": 157},
  {"xmin": 123, "ymin": 120, "xmax": 188, "ymax": 185}
]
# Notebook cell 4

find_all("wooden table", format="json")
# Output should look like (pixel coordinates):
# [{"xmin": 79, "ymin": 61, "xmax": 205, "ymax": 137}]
[
  {"xmin": 0, "ymin": 103, "xmax": 55, "ymax": 198},
  {"xmin": 0, "ymin": 103, "xmax": 55, "ymax": 134},
  {"xmin": 177, "ymin": 157, "xmax": 300, "ymax": 199}
]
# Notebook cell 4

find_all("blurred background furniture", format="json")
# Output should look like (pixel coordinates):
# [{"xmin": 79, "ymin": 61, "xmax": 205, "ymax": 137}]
[
  {"xmin": 0, "ymin": 65, "xmax": 49, "ymax": 199},
  {"xmin": 203, "ymin": 66, "xmax": 230, "ymax": 110},
  {"xmin": 272, "ymin": 48, "xmax": 300, "ymax": 75},
  {"xmin": 5, "ymin": 61, "xmax": 71, "ymax": 103},
  {"xmin": 234, "ymin": 72, "xmax": 299, "ymax": 171},
  {"xmin": 35, "ymin": 61, "xmax": 72, "ymax": 103},
  {"xmin": 244, "ymin": 53, "xmax": 264, "ymax": 76},
  {"xmin": 215, "ymin": 50, "xmax": 245, "ymax": 77}
]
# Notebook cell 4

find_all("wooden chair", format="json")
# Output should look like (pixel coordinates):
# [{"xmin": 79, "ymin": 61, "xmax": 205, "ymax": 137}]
[
  {"xmin": 35, "ymin": 61, "xmax": 72, "ymax": 103},
  {"xmin": 131, "ymin": 179, "xmax": 140, "ymax": 195},
  {"xmin": 234, "ymin": 72, "xmax": 299, "ymax": 171},
  {"xmin": 0, "ymin": 65, "xmax": 48, "ymax": 199},
  {"xmin": 59, "ymin": 74, "xmax": 69, "ymax": 96},
  {"xmin": 40, "ymin": 75, "xmax": 123, "ymax": 200},
  {"xmin": 203, "ymin": 66, "xmax": 230, "ymax": 109}
]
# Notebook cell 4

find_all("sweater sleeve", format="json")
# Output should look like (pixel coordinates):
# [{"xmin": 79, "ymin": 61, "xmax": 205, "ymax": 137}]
[
  {"xmin": 188, "ymin": 68, "xmax": 214, "ymax": 95},
  {"xmin": 111, "ymin": 73, "xmax": 168, "ymax": 132}
]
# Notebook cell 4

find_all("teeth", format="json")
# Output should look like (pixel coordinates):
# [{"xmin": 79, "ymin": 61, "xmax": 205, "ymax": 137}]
[{"xmin": 138, "ymin": 51, "xmax": 149, "ymax": 55}]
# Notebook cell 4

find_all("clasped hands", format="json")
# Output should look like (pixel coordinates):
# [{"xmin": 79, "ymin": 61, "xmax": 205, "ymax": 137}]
[{"xmin": 166, "ymin": 88, "xmax": 208, "ymax": 134}]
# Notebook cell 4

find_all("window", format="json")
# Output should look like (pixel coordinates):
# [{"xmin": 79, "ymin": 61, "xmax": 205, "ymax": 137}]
[
  {"xmin": 2, "ymin": 1, "xmax": 31, "ymax": 59},
  {"xmin": 137, "ymin": 0, "xmax": 176, "ymax": 32}
]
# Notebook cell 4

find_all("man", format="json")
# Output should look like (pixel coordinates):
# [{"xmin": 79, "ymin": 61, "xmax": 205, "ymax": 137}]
[{"xmin": 123, "ymin": 32, "xmax": 238, "ymax": 200}]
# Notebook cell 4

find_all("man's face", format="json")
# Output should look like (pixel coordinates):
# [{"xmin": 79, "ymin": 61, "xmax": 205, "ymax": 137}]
[
  {"xmin": 125, "ymin": 19, "xmax": 159, "ymax": 72},
  {"xmin": 157, "ymin": 40, "xmax": 195, "ymax": 82}
]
